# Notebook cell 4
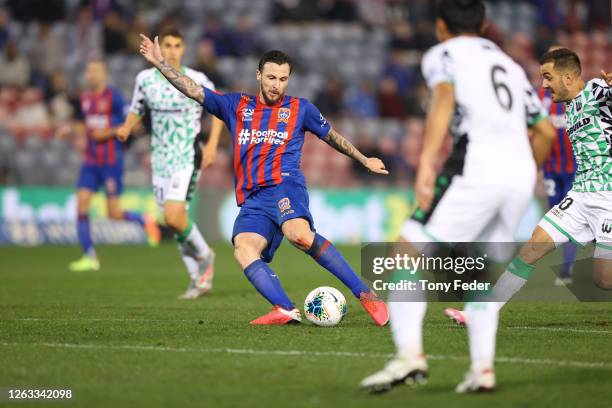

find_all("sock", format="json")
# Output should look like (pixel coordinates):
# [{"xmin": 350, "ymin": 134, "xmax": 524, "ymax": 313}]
[
  {"xmin": 390, "ymin": 301, "xmax": 426, "ymax": 358},
  {"xmin": 388, "ymin": 268, "xmax": 426, "ymax": 358},
  {"xmin": 560, "ymin": 243, "xmax": 577, "ymax": 277},
  {"xmin": 244, "ymin": 259, "xmax": 294, "ymax": 310},
  {"xmin": 179, "ymin": 244, "xmax": 201, "ymax": 281},
  {"xmin": 465, "ymin": 301, "xmax": 499, "ymax": 372},
  {"xmin": 176, "ymin": 220, "xmax": 212, "ymax": 260},
  {"xmin": 492, "ymin": 257, "xmax": 535, "ymax": 309},
  {"xmin": 307, "ymin": 233, "xmax": 369, "ymax": 298},
  {"xmin": 123, "ymin": 211, "xmax": 145, "ymax": 227},
  {"xmin": 77, "ymin": 214, "xmax": 96, "ymax": 258}
]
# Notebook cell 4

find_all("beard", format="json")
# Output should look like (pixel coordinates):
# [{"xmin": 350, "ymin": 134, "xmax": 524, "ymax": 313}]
[
  {"xmin": 260, "ymin": 86, "xmax": 282, "ymax": 105},
  {"xmin": 552, "ymin": 82, "xmax": 570, "ymax": 103}
]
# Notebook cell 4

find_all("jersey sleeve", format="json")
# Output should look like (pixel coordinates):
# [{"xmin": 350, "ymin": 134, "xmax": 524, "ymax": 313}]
[
  {"xmin": 302, "ymin": 101, "xmax": 331, "ymax": 139},
  {"xmin": 421, "ymin": 46, "xmax": 454, "ymax": 89},
  {"xmin": 202, "ymin": 87, "xmax": 235, "ymax": 124},
  {"xmin": 129, "ymin": 72, "xmax": 147, "ymax": 116},
  {"xmin": 111, "ymin": 90, "xmax": 127, "ymax": 126},
  {"xmin": 591, "ymin": 78, "xmax": 612, "ymax": 101},
  {"xmin": 523, "ymin": 76, "xmax": 547, "ymax": 127},
  {"xmin": 197, "ymin": 71, "xmax": 216, "ymax": 91}
]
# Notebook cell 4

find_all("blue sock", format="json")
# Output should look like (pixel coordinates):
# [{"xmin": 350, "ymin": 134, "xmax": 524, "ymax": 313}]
[
  {"xmin": 244, "ymin": 259, "xmax": 294, "ymax": 310},
  {"xmin": 307, "ymin": 233, "xmax": 369, "ymax": 298},
  {"xmin": 123, "ymin": 211, "xmax": 145, "ymax": 226},
  {"xmin": 77, "ymin": 214, "xmax": 96, "ymax": 257},
  {"xmin": 561, "ymin": 243, "xmax": 577, "ymax": 277}
]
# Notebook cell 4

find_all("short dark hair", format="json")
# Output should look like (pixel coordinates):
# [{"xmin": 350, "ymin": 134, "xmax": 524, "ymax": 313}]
[
  {"xmin": 159, "ymin": 28, "xmax": 184, "ymax": 43},
  {"xmin": 436, "ymin": 0, "xmax": 485, "ymax": 35},
  {"xmin": 539, "ymin": 48, "xmax": 581, "ymax": 74},
  {"xmin": 258, "ymin": 50, "xmax": 293, "ymax": 73}
]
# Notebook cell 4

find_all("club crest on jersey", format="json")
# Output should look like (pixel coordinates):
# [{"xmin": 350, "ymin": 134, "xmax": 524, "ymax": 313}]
[
  {"xmin": 278, "ymin": 108, "xmax": 291, "ymax": 123},
  {"xmin": 242, "ymin": 108, "xmax": 254, "ymax": 122},
  {"xmin": 278, "ymin": 197, "xmax": 291, "ymax": 213},
  {"xmin": 575, "ymin": 100, "xmax": 582, "ymax": 112}
]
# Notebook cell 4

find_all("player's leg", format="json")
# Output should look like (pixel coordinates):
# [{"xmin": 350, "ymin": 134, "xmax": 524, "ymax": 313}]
[
  {"xmin": 549, "ymin": 174, "xmax": 577, "ymax": 284},
  {"xmin": 70, "ymin": 164, "xmax": 100, "ymax": 271},
  {"xmin": 276, "ymin": 179, "xmax": 389, "ymax": 326},
  {"xmin": 232, "ymin": 208, "xmax": 301, "ymax": 325},
  {"xmin": 160, "ymin": 166, "xmax": 215, "ymax": 298},
  {"xmin": 104, "ymin": 165, "xmax": 161, "ymax": 246},
  {"xmin": 587, "ymin": 194, "xmax": 612, "ymax": 289}
]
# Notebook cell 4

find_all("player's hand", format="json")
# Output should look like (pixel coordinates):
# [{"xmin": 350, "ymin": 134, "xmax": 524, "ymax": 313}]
[
  {"xmin": 364, "ymin": 157, "xmax": 389, "ymax": 175},
  {"xmin": 601, "ymin": 70, "xmax": 612, "ymax": 87},
  {"xmin": 139, "ymin": 33, "xmax": 163, "ymax": 66},
  {"xmin": 91, "ymin": 129, "xmax": 107, "ymax": 141},
  {"xmin": 201, "ymin": 142, "xmax": 217, "ymax": 169},
  {"xmin": 415, "ymin": 161, "xmax": 436, "ymax": 212},
  {"xmin": 116, "ymin": 124, "xmax": 131, "ymax": 142}
]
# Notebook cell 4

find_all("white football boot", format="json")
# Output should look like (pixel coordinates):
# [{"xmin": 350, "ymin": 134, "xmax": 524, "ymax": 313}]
[
  {"xmin": 360, "ymin": 355, "xmax": 428, "ymax": 393},
  {"xmin": 455, "ymin": 368, "xmax": 496, "ymax": 393}
]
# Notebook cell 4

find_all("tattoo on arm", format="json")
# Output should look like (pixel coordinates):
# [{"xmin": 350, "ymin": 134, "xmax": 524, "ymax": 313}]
[
  {"xmin": 157, "ymin": 59, "xmax": 204, "ymax": 104},
  {"xmin": 324, "ymin": 128, "xmax": 366, "ymax": 164}
]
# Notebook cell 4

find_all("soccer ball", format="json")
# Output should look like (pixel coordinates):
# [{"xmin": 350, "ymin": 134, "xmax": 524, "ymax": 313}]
[{"xmin": 304, "ymin": 286, "xmax": 347, "ymax": 327}]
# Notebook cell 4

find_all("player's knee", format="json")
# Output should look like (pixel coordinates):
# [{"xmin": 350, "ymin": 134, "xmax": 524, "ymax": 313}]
[
  {"xmin": 285, "ymin": 229, "xmax": 313, "ymax": 251},
  {"xmin": 519, "ymin": 227, "xmax": 555, "ymax": 264},
  {"xmin": 163, "ymin": 209, "xmax": 180, "ymax": 229},
  {"xmin": 233, "ymin": 239, "xmax": 259, "ymax": 267},
  {"xmin": 108, "ymin": 209, "xmax": 123, "ymax": 221},
  {"xmin": 593, "ymin": 266, "xmax": 612, "ymax": 290}
]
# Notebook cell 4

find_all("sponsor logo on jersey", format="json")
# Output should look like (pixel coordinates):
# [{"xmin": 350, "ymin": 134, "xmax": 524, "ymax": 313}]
[
  {"xmin": 237, "ymin": 129, "xmax": 289, "ymax": 145},
  {"xmin": 575, "ymin": 100, "xmax": 582, "ymax": 112},
  {"xmin": 319, "ymin": 113, "xmax": 328, "ymax": 128},
  {"xmin": 567, "ymin": 118, "xmax": 590, "ymax": 136},
  {"xmin": 602, "ymin": 219, "xmax": 612, "ymax": 234},
  {"xmin": 242, "ymin": 108, "xmax": 254, "ymax": 122},
  {"xmin": 278, "ymin": 108, "xmax": 291, "ymax": 123}
]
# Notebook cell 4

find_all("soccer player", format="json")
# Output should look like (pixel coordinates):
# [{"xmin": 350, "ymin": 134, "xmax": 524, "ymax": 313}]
[
  {"xmin": 117, "ymin": 29, "xmax": 224, "ymax": 299},
  {"xmin": 360, "ymin": 0, "xmax": 555, "ymax": 393},
  {"xmin": 69, "ymin": 59, "xmax": 161, "ymax": 272},
  {"xmin": 137, "ymin": 34, "xmax": 390, "ymax": 326},
  {"xmin": 480, "ymin": 50, "xmax": 612, "ymax": 318},
  {"xmin": 539, "ymin": 50, "xmax": 578, "ymax": 286}
]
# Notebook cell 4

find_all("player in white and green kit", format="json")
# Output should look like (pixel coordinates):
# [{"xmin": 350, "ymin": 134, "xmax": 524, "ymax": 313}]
[
  {"xmin": 489, "ymin": 48, "xmax": 612, "ymax": 308},
  {"xmin": 117, "ymin": 29, "xmax": 225, "ymax": 299}
]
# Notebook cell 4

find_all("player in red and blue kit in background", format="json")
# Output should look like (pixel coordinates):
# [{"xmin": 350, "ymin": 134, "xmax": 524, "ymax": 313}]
[
  {"xmin": 139, "ymin": 34, "xmax": 390, "ymax": 325},
  {"xmin": 68, "ymin": 59, "xmax": 160, "ymax": 272},
  {"xmin": 539, "ymin": 86, "xmax": 577, "ymax": 285}
]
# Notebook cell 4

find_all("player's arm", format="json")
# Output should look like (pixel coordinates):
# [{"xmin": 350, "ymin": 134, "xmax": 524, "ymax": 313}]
[
  {"xmin": 416, "ymin": 82, "xmax": 455, "ymax": 212},
  {"xmin": 91, "ymin": 127, "xmax": 119, "ymax": 142},
  {"xmin": 202, "ymin": 116, "xmax": 225, "ymax": 169},
  {"xmin": 323, "ymin": 128, "xmax": 388, "ymax": 174},
  {"xmin": 117, "ymin": 112, "xmax": 143, "ymax": 142},
  {"xmin": 529, "ymin": 118, "xmax": 555, "ymax": 167},
  {"xmin": 138, "ymin": 34, "xmax": 204, "ymax": 104}
]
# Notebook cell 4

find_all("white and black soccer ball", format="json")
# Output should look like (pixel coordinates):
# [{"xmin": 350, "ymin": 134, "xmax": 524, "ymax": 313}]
[{"xmin": 304, "ymin": 286, "xmax": 347, "ymax": 327}]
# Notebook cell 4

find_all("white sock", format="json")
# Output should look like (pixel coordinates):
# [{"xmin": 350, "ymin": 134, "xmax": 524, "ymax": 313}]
[
  {"xmin": 465, "ymin": 302, "xmax": 499, "ymax": 372},
  {"xmin": 389, "ymin": 301, "xmax": 427, "ymax": 359},
  {"xmin": 492, "ymin": 270, "xmax": 528, "ymax": 310},
  {"xmin": 184, "ymin": 223, "xmax": 212, "ymax": 260},
  {"xmin": 179, "ymin": 244, "xmax": 200, "ymax": 281}
]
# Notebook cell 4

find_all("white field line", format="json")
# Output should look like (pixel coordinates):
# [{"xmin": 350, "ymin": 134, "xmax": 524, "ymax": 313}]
[
  {"xmin": 4, "ymin": 318, "xmax": 612, "ymax": 335},
  {"xmin": 0, "ymin": 341, "xmax": 611, "ymax": 370}
]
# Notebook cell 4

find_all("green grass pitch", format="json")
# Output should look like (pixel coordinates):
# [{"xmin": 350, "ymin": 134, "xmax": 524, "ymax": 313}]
[{"xmin": 1, "ymin": 243, "xmax": 611, "ymax": 407}]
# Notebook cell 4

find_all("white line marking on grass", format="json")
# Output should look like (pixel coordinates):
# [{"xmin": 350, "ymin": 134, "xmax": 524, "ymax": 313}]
[
  {"xmin": 0, "ymin": 341, "xmax": 611, "ymax": 369},
  {"xmin": 5, "ymin": 318, "xmax": 612, "ymax": 335}
]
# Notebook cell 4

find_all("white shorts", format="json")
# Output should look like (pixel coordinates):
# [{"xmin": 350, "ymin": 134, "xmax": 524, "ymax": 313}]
[
  {"xmin": 152, "ymin": 165, "xmax": 200, "ymax": 210},
  {"xmin": 539, "ymin": 190, "xmax": 612, "ymax": 259},
  {"xmin": 401, "ymin": 175, "xmax": 534, "ymax": 262}
]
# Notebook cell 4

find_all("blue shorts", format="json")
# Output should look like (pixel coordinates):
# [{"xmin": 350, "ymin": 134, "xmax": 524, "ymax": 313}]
[
  {"xmin": 543, "ymin": 172, "xmax": 574, "ymax": 207},
  {"xmin": 76, "ymin": 163, "xmax": 124, "ymax": 196},
  {"xmin": 232, "ymin": 178, "xmax": 314, "ymax": 263}
]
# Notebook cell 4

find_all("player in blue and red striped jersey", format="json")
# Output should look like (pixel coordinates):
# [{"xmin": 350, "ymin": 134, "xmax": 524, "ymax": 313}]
[
  {"xmin": 139, "ymin": 34, "xmax": 390, "ymax": 326},
  {"xmin": 69, "ymin": 59, "xmax": 160, "ymax": 272},
  {"xmin": 538, "ymin": 85, "xmax": 577, "ymax": 285}
]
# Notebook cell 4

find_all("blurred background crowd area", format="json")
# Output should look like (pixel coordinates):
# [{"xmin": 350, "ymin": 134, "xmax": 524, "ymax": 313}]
[{"xmin": 0, "ymin": 0, "xmax": 609, "ymax": 189}]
